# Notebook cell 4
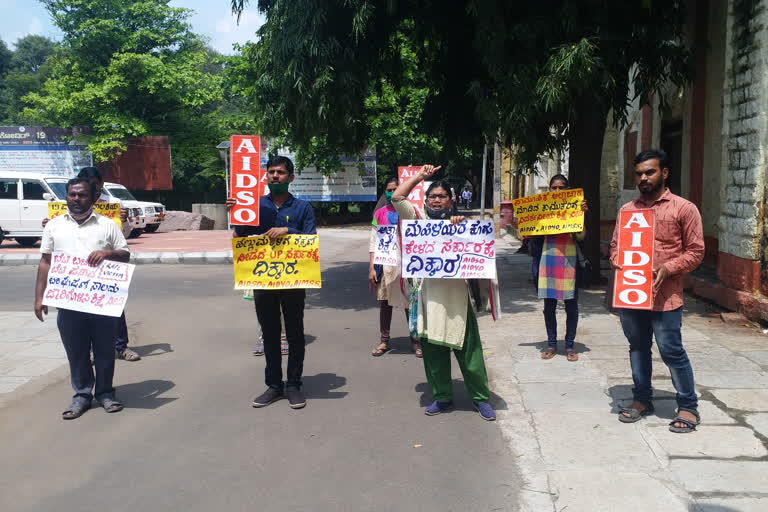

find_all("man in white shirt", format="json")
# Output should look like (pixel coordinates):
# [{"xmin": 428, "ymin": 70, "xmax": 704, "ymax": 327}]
[
  {"xmin": 461, "ymin": 188, "xmax": 472, "ymax": 210},
  {"xmin": 34, "ymin": 177, "xmax": 131, "ymax": 419}
]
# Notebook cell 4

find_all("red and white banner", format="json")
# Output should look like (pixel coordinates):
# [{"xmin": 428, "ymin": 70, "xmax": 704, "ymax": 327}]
[
  {"xmin": 613, "ymin": 209, "xmax": 655, "ymax": 310},
  {"xmin": 229, "ymin": 135, "xmax": 261, "ymax": 226},
  {"xmin": 398, "ymin": 166, "xmax": 424, "ymax": 210}
]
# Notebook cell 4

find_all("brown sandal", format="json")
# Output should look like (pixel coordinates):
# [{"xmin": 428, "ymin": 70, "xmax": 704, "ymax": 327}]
[
  {"xmin": 412, "ymin": 340, "xmax": 423, "ymax": 358},
  {"xmin": 372, "ymin": 343, "xmax": 390, "ymax": 357},
  {"xmin": 540, "ymin": 347, "xmax": 557, "ymax": 359},
  {"xmin": 566, "ymin": 349, "xmax": 578, "ymax": 362}
]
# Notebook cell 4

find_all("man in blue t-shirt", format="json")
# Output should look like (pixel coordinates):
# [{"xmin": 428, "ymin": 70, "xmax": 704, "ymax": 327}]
[{"xmin": 227, "ymin": 156, "xmax": 316, "ymax": 410}]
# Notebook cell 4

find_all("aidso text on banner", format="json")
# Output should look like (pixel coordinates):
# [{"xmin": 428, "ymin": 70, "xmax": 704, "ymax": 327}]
[{"xmin": 229, "ymin": 134, "xmax": 261, "ymax": 226}]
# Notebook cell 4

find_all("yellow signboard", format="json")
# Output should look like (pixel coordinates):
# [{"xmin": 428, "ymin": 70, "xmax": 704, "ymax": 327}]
[
  {"xmin": 48, "ymin": 201, "xmax": 122, "ymax": 228},
  {"xmin": 512, "ymin": 188, "xmax": 584, "ymax": 236},
  {"xmin": 232, "ymin": 235, "xmax": 321, "ymax": 290}
]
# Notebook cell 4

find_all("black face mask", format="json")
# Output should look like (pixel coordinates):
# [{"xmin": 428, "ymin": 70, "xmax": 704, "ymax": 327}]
[{"xmin": 425, "ymin": 205, "xmax": 452, "ymax": 219}]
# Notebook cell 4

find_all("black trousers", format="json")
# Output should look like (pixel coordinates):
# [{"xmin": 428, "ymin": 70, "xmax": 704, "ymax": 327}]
[
  {"xmin": 253, "ymin": 289, "xmax": 306, "ymax": 391},
  {"xmin": 57, "ymin": 308, "xmax": 117, "ymax": 404}
]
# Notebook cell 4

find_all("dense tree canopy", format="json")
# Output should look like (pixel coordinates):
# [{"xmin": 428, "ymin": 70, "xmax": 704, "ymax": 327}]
[
  {"xmin": 24, "ymin": 0, "xmax": 222, "ymax": 160},
  {"xmin": 231, "ymin": 0, "xmax": 695, "ymax": 275},
  {"xmin": 0, "ymin": 35, "xmax": 56, "ymax": 124}
]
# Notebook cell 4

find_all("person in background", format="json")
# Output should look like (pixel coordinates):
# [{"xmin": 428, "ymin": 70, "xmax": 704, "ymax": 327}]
[
  {"xmin": 393, "ymin": 165, "xmax": 499, "ymax": 421},
  {"xmin": 368, "ymin": 176, "xmax": 421, "ymax": 358},
  {"xmin": 34, "ymin": 177, "xmax": 130, "ymax": 419},
  {"xmin": 461, "ymin": 188, "xmax": 472, "ymax": 210},
  {"xmin": 529, "ymin": 174, "xmax": 588, "ymax": 362},
  {"xmin": 41, "ymin": 167, "xmax": 140, "ymax": 362}
]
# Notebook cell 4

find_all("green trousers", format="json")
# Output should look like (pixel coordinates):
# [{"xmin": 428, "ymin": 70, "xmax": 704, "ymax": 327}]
[{"xmin": 421, "ymin": 305, "xmax": 490, "ymax": 403}]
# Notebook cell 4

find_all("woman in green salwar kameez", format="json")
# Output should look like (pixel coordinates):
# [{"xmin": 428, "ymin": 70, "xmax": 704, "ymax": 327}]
[{"xmin": 392, "ymin": 164, "xmax": 498, "ymax": 421}]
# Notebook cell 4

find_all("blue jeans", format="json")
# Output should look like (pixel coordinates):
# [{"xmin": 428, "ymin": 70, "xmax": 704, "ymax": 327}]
[
  {"xmin": 619, "ymin": 307, "xmax": 697, "ymax": 411},
  {"xmin": 57, "ymin": 308, "xmax": 117, "ymax": 405},
  {"xmin": 543, "ymin": 290, "xmax": 579, "ymax": 349},
  {"xmin": 114, "ymin": 312, "xmax": 129, "ymax": 353}
]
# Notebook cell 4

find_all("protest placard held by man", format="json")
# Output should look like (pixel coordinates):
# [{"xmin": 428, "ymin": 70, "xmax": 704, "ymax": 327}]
[
  {"xmin": 226, "ymin": 155, "xmax": 316, "ymax": 409},
  {"xmin": 610, "ymin": 149, "xmax": 704, "ymax": 433},
  {"xmin": 33, "ymin": 177, "xmax": 131, "ymax": 420}
]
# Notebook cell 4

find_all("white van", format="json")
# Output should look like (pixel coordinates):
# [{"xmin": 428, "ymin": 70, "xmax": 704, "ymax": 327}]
[
  {"xmin": 101, "ymin": 182, "xmax": 166, "ymax": 234},
  {"xmin": 0, "ymin": 172, "xmax": 147, "ymax": 247}
]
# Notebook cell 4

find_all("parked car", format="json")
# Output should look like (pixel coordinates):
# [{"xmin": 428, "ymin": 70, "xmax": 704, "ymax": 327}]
[
  {"xmin": 101, "ymin": 182, "xmax": 166, "ymax": 234},
  {"xmin": 0, "ymin": 172, "xmax": 145, "ymax": 247}
]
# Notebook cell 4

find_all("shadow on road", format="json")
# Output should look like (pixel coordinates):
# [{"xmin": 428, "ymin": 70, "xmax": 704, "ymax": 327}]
[
  {"xmin": 118, "ymin": 379, "xmax": 177, "ymax": 409},
  {"xmin": 307, "ymin": 261, "xmax": 377, "ymax": 312},
  {"xmin": 607, "ymin": 383, "xmax": 678, "ymax": 415},
  {"xmin": 132, "ymin": 343, "xmax": 174, "ymax": 358},
  {"xmin": 303, "ymin": 373, "xmax": 347, "ymax": 400},
  {"xmin": 415, "ymin": 380, "xmax": 509, "ymax": 411},
  {"xmin": 517, "ymin": 340, "xmax": 592, "ymax": 355}
]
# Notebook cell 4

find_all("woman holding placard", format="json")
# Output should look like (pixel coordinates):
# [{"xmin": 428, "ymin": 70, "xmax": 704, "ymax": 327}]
[
  {"xmin": 529, "ymin": 174, "xmax": 589, "ymax": 362},
  {"xmin": 392, "ymin": 165, "xmax": 499, "ymax": 421},
  {"xmin": 368, "ymin": 177, "xmax": 421, "ymax": 358}
]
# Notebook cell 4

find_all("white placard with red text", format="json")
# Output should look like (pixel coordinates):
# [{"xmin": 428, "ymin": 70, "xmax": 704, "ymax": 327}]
[
  {"xmin": 612, "ymin": 209, "xmax": 655, "ymax": 310},
  {"xmin": 229, "ymin": 134, "xmax": 261, "ymax": 226},
  {"xmin": 43, "ymin": 252, "xmax": 135, "ymax": 317},
  {"xmin": 373, "ymin": 225, "xmax": 399, "ymax": 266}
]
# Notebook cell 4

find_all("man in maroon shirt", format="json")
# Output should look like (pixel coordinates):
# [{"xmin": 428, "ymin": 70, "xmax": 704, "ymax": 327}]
[{"xmin": 610, "ymin": 149, "xmax": 704, "ymax": 433}]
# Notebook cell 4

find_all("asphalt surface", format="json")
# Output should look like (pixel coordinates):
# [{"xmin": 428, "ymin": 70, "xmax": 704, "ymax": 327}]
[{"xmin": 0, "ymin": 229, "xmax": 519, "ymax": 512}]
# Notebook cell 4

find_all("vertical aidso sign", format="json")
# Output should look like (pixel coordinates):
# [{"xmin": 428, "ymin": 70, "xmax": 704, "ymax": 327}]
[
  {"xmin": 398, "ymin": 166, "xmax": 424, "ymax": 209},
  {"xmin": 613, "ymin": 209, "xmax": 655, "ymax": 310},
  {"xmin": 230, "ymin": 135, "xmax": 261, "ymax": 226}
]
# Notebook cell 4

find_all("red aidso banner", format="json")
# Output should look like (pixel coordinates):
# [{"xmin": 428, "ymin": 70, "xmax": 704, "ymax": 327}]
[
  {"xmin": 613, "ymin": 209, "xmax": 655, "ymax": 310},
  {"xmin": 398, "ymin": 166, "xmax": 424, "ymax": 210},
  {"xmin": 230, "ymin": 135, "xmax": 261, "ymax": 226}
]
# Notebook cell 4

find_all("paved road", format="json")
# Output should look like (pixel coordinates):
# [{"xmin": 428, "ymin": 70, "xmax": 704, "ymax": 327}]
[{"xmin": 0, "ymin": 230, "xmax": 520, "ymax": 512}]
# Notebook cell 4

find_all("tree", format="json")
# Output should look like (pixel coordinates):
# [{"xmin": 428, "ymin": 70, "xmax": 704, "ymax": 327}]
[
  {"xmin": 0, "ymin": 35, "xmax": 56, "ymax": 123},
  {"xmin": 10, "ymin": 35, "xmax": 55, "ymax": 72},
  {"xmin": 230, "ymin": 0, "xmax": 693, "ymax": 277},
  {"xmin": 24, "ymin": 0, "xmax": 223, "ymax": 161}
]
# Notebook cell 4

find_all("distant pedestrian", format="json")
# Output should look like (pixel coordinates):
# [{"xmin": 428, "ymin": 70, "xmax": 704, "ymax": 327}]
[
  {"xmin": 34, "ymin": 177, "xmax": 130, "ymax": 419},
  {"xmin": 226, "ymin": 155, "xmax": 316, "ymax": 410},
  {"xmin": 611, "ymin": 149, "xmax": 704, "ymax": 433},
  {"xmin": 368, "ymin": 176, "xmax": 421, "ymax": 357},
  {"xmin": 393, "ymin": 165, "xmax": 499, "ymax": 421},
  {"xmin": 529, "ymin": 174, "xmax": 588, "ymax": 361},
  {"xmin": 461, "ymin": 188, "xmax": 472, "ymax": 210}
]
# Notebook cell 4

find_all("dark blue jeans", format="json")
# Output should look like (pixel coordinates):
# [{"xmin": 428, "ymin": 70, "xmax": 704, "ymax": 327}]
[
  {"xmin": 619, "ymin": 307, "xmax": 697, "ymax": 411},
  {"xmin": 543, "ymin": 290, "xmax": 579, "ymax": 349},
  {"xmin": 114, "ymin": 312, "xmax": 129, "ymax": 353},
  {"xmin": 254, "ymin": 289, "xmax": 306, "ymax": 391},
  {"xmin": 57, "ymin": 308, "xmax": 117, "ymax": 405}
]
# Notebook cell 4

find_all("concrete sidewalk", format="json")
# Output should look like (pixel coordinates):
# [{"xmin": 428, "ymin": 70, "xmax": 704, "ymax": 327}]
[{"xmin": 480, "ymin": 234, "xmax": 768, "ymax": 511}]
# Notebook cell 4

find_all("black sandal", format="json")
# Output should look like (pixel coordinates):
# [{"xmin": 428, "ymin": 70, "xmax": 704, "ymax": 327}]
[
  {"xmin": 669, "ymin": 409, "xmax": 700, "ymax": 433},
  {"xmin": 618, "ymin": 403, "xmax": 654, "ymax": 423}
]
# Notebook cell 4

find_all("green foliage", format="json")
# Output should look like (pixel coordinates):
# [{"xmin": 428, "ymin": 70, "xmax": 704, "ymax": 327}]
[
  {"xmin": 0, "ymin": 35, "xmax": 56, "ymax": 123},
  {"xmin": 23, "ymin": 0, "xmax": 222, "ymax": 162},
  {"xmin": 231, "ymin": 0, "xmax": 693, "ymax": 171}
]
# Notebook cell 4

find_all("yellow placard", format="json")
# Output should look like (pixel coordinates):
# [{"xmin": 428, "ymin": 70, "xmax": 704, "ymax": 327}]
[
  {"xmin": 48, "ymin": 201, "xmax": 122, "ymax": 228},
  {"xmin": 512, "ymin": 188, "xmax": 584, "ymax": 236},
  {"xmin": 232, "ymin": 235, "xmax": 321, "ymax": 290}
]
